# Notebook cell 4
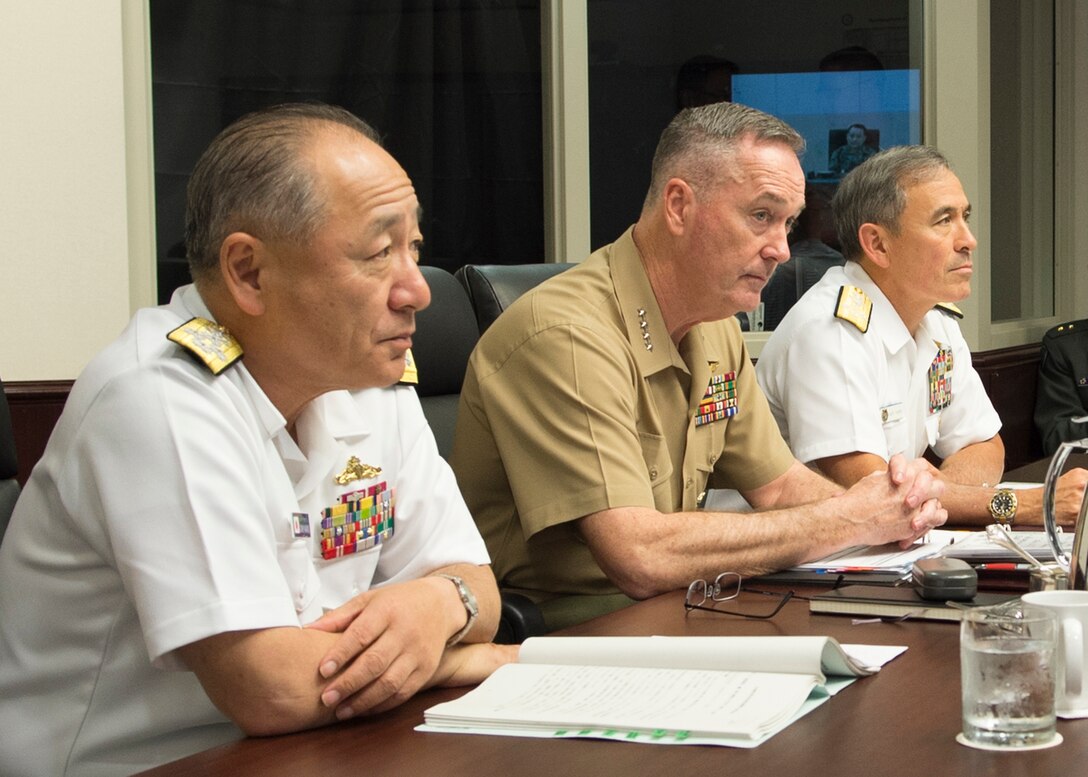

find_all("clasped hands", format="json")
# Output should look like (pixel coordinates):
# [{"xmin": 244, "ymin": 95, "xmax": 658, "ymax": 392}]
[
  {"xmin": 857, "ymin": 453, "xmax": 947, "ymax": 548},
  {"xmin": 304, "ymin": 576, "xmax": 512, "ymax": 721}
]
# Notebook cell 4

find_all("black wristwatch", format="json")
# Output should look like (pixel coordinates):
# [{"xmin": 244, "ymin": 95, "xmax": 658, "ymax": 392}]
[
  {"xmin": 434, "ymin": 574, "xmax": 478, "ymax": 646},
  {"xmin": 988, "ymin": 488, "xmax": 1018, "ymax": 526}
]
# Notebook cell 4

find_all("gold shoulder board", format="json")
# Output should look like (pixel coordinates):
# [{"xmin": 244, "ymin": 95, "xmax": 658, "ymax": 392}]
[
  {"xmin": 934, "ymin": 302, "xmax": 964, "ymax": 319},
  {"xmin": 398, "ymin": 348, "xmax": 419, "ymax": 385},
  {"xmin": 166, "ymin": 317, "xmax": 243, "ymax": 376},
  {"xmin": 834, "ymin": 286, "xmax": 873, "ymax": 333}
]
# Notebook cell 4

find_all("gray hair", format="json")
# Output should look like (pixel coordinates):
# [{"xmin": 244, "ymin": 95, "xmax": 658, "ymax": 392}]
[
  {"xmin": 832, "ymin": 145, "xmax": 953, "ymax": 261},
  {"xmin": 643, "ymin": 102, "xmax": 805, "ymax": 210},
  {"xmin": 184, "ymin": 102, "xmax": 380, "ymax": 283}
]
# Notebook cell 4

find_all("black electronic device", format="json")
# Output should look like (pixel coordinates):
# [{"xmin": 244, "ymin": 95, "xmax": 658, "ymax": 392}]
[{"xmin": 912, "ymin": 557, "xmax": 978, "ymax": 601}]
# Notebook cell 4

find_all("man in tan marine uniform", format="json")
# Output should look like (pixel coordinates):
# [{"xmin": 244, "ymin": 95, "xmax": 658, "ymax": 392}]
[{"xmin": 450, "ymin": 102, "xmax": 947, "ymax": 630}]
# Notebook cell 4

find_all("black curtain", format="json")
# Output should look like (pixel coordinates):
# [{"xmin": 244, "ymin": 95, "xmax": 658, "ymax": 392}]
[{"xmin": 151, "ymin": 0, "xmax": 544, "ymax": 302}]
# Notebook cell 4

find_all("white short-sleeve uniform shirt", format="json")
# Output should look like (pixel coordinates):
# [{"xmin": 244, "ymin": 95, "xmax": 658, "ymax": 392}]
[
  {"xmin": 756, "ymin": 262, "xmax": 1001, "ymax": 465},
  {"xmin": 0, "ymin": 285, "xmax": 488, "ymax": 777}
]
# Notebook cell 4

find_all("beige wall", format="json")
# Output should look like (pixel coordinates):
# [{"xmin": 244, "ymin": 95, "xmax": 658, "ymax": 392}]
[{"xmin": 0, "ymin": 1, "xmax": 154, "ymax": 382}]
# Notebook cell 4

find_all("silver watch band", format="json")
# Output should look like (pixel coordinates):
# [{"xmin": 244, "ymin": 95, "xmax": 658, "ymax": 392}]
[{"xmin": 433, "ymin": 573, "xmax": 478, "ymax": 646}]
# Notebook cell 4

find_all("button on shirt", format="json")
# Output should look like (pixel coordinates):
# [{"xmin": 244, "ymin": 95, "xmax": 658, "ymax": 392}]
[{"xmin": 756, "ymin": 262, "xmax": 1000, "ymax": 465}]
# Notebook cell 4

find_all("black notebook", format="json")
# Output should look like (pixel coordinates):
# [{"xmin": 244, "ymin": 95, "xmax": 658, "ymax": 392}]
[{"xmin": 809, "ymin": 585, "xmax": 1019, "ymax": 622}]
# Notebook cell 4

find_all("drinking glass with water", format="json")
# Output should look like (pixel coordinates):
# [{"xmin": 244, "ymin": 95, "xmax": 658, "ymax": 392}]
[{"xmin": 959, "ymin": 602, "xmax": 1062, "ymax": 750}]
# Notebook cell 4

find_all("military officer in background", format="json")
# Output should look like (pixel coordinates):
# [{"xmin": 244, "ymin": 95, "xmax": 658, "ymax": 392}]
[{"xmin": 1036, "ymin": 319, "xmax": 1088, "ymax": 455}]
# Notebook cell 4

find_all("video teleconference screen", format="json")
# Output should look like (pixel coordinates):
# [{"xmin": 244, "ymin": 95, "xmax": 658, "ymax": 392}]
[{"xmin": 732, "ymin": 69, "xmax": 921, "ymax": 178}]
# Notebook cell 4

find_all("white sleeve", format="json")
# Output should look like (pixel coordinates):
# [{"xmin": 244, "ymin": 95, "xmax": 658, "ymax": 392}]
[{"xmin": 62, "ymin": 366, "xmax": 302, "ymax": 666}]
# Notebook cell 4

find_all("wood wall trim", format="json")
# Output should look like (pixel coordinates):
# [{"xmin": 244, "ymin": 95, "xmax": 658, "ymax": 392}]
[
  {"xmin": 970, "ymin": 343, "xmax": 1042, "ymax": 371},
  {"xmin": 970, "ymin": 344, "xmax": 1044, "ymax": 471},
  {"xmin": 5, "ymin": 380, "xmax": 74, "ymax": 402},
  {"xmin": 4, "ymin": 380, "xmax": 73, "ymax": 486},
  {"xmin": 3, "ymin": 343, "xmax": 1048, "ymax": 485}
]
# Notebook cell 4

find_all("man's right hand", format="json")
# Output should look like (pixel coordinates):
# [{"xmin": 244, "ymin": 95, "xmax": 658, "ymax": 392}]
[{"xmin": 427, "ymin": 643, "xmax": 519, "ymax": 690}]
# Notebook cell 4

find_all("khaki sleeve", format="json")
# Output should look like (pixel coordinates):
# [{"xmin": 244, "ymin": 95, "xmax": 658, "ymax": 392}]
[{"xmin": 474, "ymin": 323, "xmax": 655, "ymax": 538}]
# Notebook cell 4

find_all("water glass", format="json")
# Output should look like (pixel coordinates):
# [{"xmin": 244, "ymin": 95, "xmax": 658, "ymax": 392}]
[{"xmin": 959, "ymin": 603, "xmax": 1062, "ymax": 750}]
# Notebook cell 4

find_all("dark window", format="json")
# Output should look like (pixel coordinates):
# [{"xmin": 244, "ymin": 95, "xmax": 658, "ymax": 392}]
[
  {"xmin": 586, "ymin": 0, "xmax": 920, "ymax": 330},
  {"xmin": 151, "ymin": 0, "xmax": 544, "ymax": 303}
]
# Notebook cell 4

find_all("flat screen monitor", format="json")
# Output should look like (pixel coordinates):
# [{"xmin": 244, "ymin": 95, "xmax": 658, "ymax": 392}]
[{"xmin": 732, "ymin": 69, "xmax": 922, "ymax": 178}]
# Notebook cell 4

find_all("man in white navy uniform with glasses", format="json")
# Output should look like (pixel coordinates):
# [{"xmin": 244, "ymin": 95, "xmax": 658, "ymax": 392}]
[{"xmin": 0, "ymin": 103, "xmax": 512, "ymax": 776}]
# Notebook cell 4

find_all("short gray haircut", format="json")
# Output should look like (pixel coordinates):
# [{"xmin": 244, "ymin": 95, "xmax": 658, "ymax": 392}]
[
  {"xmin": 643, "ymin": 102, "xmax": 805, "ymax": 210},
  {"xmin": 184, "ymin": 102, "xmax": 380, "ymax": 283},
  {"xmin": 832, "ymin": 145, "xmax": 953, "ymax": 261}
]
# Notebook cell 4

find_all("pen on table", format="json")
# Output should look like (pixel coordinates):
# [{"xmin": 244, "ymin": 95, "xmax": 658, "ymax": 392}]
[{"xmin": 971, "ymin": 563, "xmax": 1033, "ymax": 571}]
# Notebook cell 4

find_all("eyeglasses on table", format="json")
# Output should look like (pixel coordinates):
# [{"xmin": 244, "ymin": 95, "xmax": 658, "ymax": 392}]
[{"xmin": 684, "ymin": 572, "xmax": 794, "ymax": 619}]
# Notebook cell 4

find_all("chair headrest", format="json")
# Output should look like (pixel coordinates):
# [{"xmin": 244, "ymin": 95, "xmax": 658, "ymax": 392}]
[
  {"xmin": 455, "ymin": 263, "xmax": 576, "ymax": 333},
  {"xmin": 413, "ymin": 266, "xmax": 479, "ymax": 397}
]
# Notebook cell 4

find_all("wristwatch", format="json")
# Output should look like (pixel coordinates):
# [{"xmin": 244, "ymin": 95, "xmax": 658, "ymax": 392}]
[
  {"xmin": 434, "ymin": 574, "xmax": 478, "ymax": 646},
  {"xmin": 988, "ymin": 488, "xmax": 1018, "ymax": 526}
]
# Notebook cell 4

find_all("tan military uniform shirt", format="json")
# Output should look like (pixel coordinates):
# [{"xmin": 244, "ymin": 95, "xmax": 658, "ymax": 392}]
[{"xmin": 451, "ymin": 227, "xmax": 795, "ymax": 628}]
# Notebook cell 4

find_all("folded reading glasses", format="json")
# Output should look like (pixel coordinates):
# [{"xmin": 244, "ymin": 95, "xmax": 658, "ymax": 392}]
[{"xmin": 684, "ymin": 572, "xmax": 794, "ymax": 620}]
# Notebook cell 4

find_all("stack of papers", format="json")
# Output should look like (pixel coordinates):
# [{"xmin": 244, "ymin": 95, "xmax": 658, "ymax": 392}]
[
  {"xmin": 941, "ymin": 530, "xmax": 1072, "ymax": 562},
  {"xmin": 792, "ymin": 530, "xmax": 959, "ymax": 573},
  {"xmin": 768, "ymin": 528, "xmax": 1071, "ymax": 582},
  {"xmin": 758, "ymin": 529, "xmax": 964, "ymax": 584}
]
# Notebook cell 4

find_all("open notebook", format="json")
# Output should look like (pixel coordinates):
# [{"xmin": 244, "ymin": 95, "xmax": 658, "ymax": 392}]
[{"xmin": 419, "ymin": 636, "xmax": 906, "ymax": 748}]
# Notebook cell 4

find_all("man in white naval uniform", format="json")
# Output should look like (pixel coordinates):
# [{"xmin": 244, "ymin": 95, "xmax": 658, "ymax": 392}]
[
  {"xmin": 0, "ymin": 103, "xmax": 512, "ymax": 776},
  {"xmin": 757, "ymin": 145, "xmax": 1087, "ymax": 528}
]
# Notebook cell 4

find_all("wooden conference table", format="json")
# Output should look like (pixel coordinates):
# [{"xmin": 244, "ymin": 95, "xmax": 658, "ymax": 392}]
[{"xmin": 141, "ymin": 583, "xmax": 1088, "ymax": 777}]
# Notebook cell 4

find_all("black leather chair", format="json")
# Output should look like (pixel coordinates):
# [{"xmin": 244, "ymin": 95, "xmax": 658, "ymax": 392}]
[
  {"xmin": 413, "ymin": 266, "xmax": 479, "ymax": 460},
  {"xmin": 455, "ymin": 263, "xmax": 577, "ymax": 334},
  {"xmin": 454, "ymin": 263, "xmax": 583, "ymax": 642},
  {"xmin": 415, "ymin": 266, "xmax": 547, "ymax": 642},
  {"xmin": 795, "ymin": 253, "xmax": 845, "ymax": 295},
  {"xmin": 0, "ymin": 375, "xmax": 20, "ymax": 542},
  {"xmin": 495, "ymin": 592, "xmax": 547, "ymax": 645},
  {"xmin": 757, "ymin": 262, "xmax": 799, "ymax": 332}
]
